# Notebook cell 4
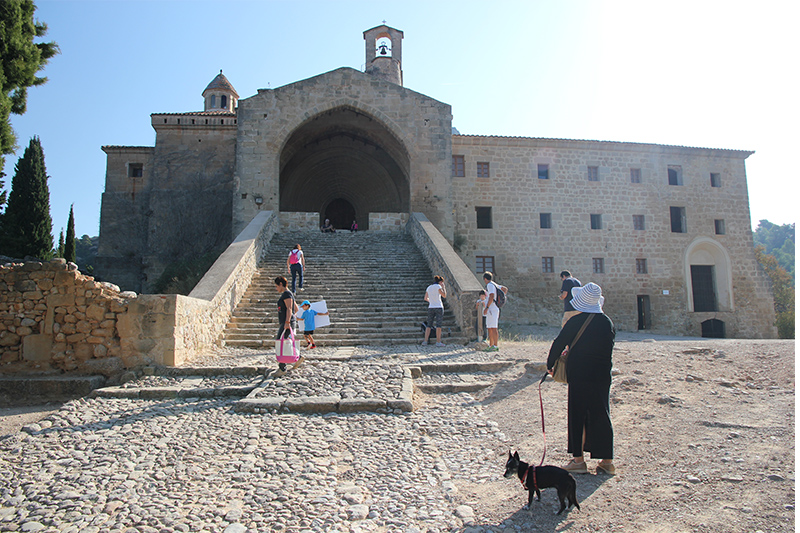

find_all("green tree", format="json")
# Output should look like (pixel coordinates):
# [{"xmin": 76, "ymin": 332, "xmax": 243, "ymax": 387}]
[
  {"xmin": 64, "ymin": 204, "xmax": 75, "ymax": 263},
  {"xmin": 0, "ymin": 136, "xmax": 52, "ymax": 258},
  {"xmin": 753, "ymin": 220, "xmax": 795, "ymax": 283},
  {"xmin": 755, "ymin": 245, "xmax": 795, "ymax": 339},
  {"xmin": 56, "ymin": 228, "xmax": 64, "ymax": 257},
  {"xmin": 0, "ymin": 0, "xmax": 58, "ymax": 189}
]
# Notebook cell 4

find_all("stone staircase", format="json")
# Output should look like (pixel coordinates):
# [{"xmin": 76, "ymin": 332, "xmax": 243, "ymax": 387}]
[{"xmin": 222, "ymin": 231, "xmax": 468, "ymax": 347}]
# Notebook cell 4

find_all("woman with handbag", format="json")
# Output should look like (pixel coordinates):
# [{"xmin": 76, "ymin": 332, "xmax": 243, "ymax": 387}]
[
  {"xmin": 547, "ymin": 282, "xmax": 616, "ymax": 475},
  {"xmin": 273, "ymin": 276, "xmax": 303, "ymax": 377}
]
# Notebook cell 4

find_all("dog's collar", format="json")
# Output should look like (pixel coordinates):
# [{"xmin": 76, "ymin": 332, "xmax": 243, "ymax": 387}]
[{"xmin": 520, "ymin": 465, "xmax": 537, "ymax": 490}]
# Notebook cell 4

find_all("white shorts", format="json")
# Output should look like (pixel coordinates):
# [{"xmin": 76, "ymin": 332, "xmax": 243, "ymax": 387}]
[{"xmin": 485, "ymin": 305, "xmax": 499, "ymax": 328}]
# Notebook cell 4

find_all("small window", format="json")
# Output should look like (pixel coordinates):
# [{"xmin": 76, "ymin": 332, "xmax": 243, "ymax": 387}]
[
  {"xmin": 636, "ymin": 258, "xmax": 648, "ymax": 274},
  {"xmin": 714, "ymin": 219, "xmax": 725, "ymax": 235},
  {"xmin": 221, "ymin": 95, "xmax": 227, "ymax": 108},
  {"xmin": 540, "ymin": 213, "xmax": 552, "ymax": 229},
  {"xmin": 630, "ymin": 168, "xmax": 642, "ymax": 183},
  {"xmin": 542, "ymin": 257, "xmax": 554, "ymax": 273},
  {"xmin": 633, "ymin": 214, "xmax": 645, "ymax": 231},
  {"xmin": 670, "ymin": 206, "xmax": 687, "ymax": 233},
  {"xmin": 588, "ymin": 166, "xmax": 599, "ymax": 182},
  {"xmin": 592, "ymin": 257, "xmax": 605, "ymax": 274},
  {"xmin": 477, "ymin": 161, "xmax": 490, "ymax": 178},
  {"xmin": 538, "ymin": 164, "xmax": 549, "ymax": 180},
  {"xmin": 210, "ymin": 95, "xmax": 216, "ymax": 108},
  {"xmin": 590, "ymin": 214, "xmax": 603, "ymax": 230},
  {"xmin": 476, "ymin": 207, "xmax": 492, "ymax": 229},
  {"xmin": 452, "ymin": 155, "xmax": 465, "ymax": 177},
  {"xmin": 668, "ymin": 165, "xmax": 683, "ymax": 186},
  {"xmin": 128, "ymin": 163, "xmax": 143, "ymax": 178},
  {"xmin": 476, "ymin": 256, "xmax": 494, "ymax": 274},
  {"xmin": 710, "ymin": 173, "xmax": 721, "ymax": 187}
]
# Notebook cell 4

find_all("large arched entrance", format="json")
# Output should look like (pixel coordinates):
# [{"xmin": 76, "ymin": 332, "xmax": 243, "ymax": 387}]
[{"xmin": 279, "ymin": 106, "xmax": 410, "ymax": 230}]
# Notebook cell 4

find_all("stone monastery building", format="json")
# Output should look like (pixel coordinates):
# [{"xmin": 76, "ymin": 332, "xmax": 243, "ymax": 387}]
[{"xmin": 97, "ymin": 25, "xmax": 776, "ymax": 339}]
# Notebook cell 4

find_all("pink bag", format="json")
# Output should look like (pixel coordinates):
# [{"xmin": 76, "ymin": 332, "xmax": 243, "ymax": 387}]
[{"xmin": 276, "ymin": 329, "xmax": 299, "ymax": 364}]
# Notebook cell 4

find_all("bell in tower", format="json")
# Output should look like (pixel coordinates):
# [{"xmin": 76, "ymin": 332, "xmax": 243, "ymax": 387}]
[{"xmin": 363, "ymin": 24, "xmax": 403, "ymax": 86}]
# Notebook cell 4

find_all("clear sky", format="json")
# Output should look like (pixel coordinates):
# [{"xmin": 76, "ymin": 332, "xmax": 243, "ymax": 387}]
[{"xmin": 7, "ymin": 0, "xmax": 798, "ymax": 239}]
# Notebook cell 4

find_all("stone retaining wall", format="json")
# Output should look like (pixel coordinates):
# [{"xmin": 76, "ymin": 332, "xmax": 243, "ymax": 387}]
[
  {"xmin": 0, "ymin": 212, "xmax": 278, "ymax": 375},
  {"xmin": 369, "ymin": 212, "xmax": 408, "ymax": 232},
  {"xmin": 407, "ymin": 213, "xmax": 483, "ymax": 334}
]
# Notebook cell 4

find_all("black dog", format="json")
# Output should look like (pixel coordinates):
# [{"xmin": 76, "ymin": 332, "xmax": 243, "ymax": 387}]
[{"xmin": 504, "ymin": 451, "xmax": 580, "ymax": 515}]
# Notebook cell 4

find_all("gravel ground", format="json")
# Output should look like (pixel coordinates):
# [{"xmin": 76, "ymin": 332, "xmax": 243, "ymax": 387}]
[{"xmin": 0, "ymin": 330, "xmax": 794, "ymax": 532}]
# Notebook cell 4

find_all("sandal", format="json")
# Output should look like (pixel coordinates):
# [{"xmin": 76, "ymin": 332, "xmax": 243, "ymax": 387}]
[{"xmin": 562, "ymin": 459, "xmax": 588, "ymax": 473}]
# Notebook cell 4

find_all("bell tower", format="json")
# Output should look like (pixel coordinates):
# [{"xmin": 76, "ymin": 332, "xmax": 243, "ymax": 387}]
[
  {"xmin": 363, "ymin": 24, "xmax": 403, "ymax": 86},
  {"xmin": 202, "ymin": 70, "xmax": 239, "ymax": 112}
]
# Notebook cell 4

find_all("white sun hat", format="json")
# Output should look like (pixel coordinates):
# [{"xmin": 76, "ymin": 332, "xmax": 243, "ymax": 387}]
[{"xmin": 570, "ymin": 282, "xmax": 604, "ymax": 313}]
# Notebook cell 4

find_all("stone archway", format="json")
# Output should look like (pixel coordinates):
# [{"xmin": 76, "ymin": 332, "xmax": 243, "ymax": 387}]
[
  {"xmin": 279, "ymin": 106, "xmax": 410, "ymax": 230},
  {"xmin": 325, "ymin": 198, "xmax": 356, "ymax": 230}
]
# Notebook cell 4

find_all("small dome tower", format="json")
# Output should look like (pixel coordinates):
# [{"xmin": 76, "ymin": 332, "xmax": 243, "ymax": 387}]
[
  {"xmin": 202, "ymin": 70, "xmax": 239, "ymax": 112},
  {"xmin": 363, "ymin": 25, "xmax": 403, "ymax": 86}
]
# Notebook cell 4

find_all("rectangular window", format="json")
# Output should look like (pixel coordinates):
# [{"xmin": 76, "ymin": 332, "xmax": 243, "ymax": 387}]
[
  {"xmin": 592, "ymin": 257, "xmax": 605, "ymax": 274},
  {"xmin": 542, "ymin": 257, "xmax": 554, "ymax": 273},
  {"xmin": 452, "ymin": 155, "xmax": 465, "ymax": 177},
  {"xmin": 540, "ymin": 213, "xmax": 552, "ymax": 229},
  {"xmin": 636, "ymin": 258, "xmax": 648, "ymax": 274},
  {"xmin": 476, "ymin": 206, "xmax": 493, "ymax": 229},
  {"xmin": 633, "ymin": 214, "xmax": 645, "ymax": 230},
  {"xmin": 588, "ymin": 166, "xmax": 599, "ymax": 181},
  {"xmin": 477, "ymin": 161, "xmax": 490, "ymax": 178},
  {"xmin": 476, "ymin": 256, "xmax": 494, "ymax": 274},
  {"xmin": 714, "ymin": 219, "xmax": 726, "ymax": 235},
  {"xmin": 668, "ymin": 165, "xmax": 683, "ymax": 186},
  {"xmin": 128, "ymin": 163, "xmax": 143, "ymax": 178},
  {"xmin": 590, "ymin": 214, "xmax": 603, "ymax": 230},
  {"xmin": 538, "ymin": 164, "xmax": 549, "ymax": 180},
  {"xmin": 710, "ymin": 173, "xmax": 722, "ymax": 187},
  {"xmin": 670, "ymin": 206, "xmax": 687, "ymax": 233},
  {"xmin": 630, "ymin": 168, "xmax": 642, "ymax": 183}
]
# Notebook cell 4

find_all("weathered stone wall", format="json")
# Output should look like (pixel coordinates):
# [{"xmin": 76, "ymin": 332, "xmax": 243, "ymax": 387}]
[
  {"xmin": 369, "ymin": 213, "xmax": 408, "ymax": 232},
  {"xmin": 1, "ymin": 213, "xmax": 278, "ymax": 374},
  {"xmin": 280, "ymin": 212, "xmax": 321, "ymax": 232},
  {"xmin": 407, "ymin": 213, "xmax": 483, "ymax": 334},
  {"xmin": 0, "ymin": 259, "xmax": 130, "ymax": 376},
  {"xmin": 450, "ymin": 135, "xmax": 777, "ymax": 338}
]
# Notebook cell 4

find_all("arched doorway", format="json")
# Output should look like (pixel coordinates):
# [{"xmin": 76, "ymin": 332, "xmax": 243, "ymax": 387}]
[
  {"xmin": 325, "ymin": 198, "xmax": 356, "ymax": 230},
  {"xmin": 279, "ymin": 106, "xmax": 410, "ymax": 230}
]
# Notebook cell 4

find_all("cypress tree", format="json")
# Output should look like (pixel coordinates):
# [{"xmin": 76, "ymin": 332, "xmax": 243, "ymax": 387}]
[
  {"xmin": 0, "ymin": 137, "xmax": 53, "ymax": 259},
  {"xmin": 57, "ymin": 228, "xmax": 64, "ymax": 258},
  {"xmin": 64, "ymin": 204, "xmax": 76, "ymax": 263}
]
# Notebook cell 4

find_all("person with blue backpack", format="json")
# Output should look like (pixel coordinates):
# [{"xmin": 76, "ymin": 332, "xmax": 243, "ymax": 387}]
[{"xmin": 482, "ymin": 271, "xmax": 508, "ymax": 352}]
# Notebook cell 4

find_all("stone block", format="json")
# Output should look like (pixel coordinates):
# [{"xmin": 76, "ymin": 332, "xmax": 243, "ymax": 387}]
[
  {"xmin": 285, "ymin": 395, "xmax": 340, "ymax": 413},
  {"xmin": 338, "ymin": 397, "xmax": 387, "ymax": 413},
  {"xmin": 86, "ymin": 304, "xmax": 106, "ymax": 322},
  {"xmin": 22, "ymin": 334, "xmax": 53, "ymax": 362}
]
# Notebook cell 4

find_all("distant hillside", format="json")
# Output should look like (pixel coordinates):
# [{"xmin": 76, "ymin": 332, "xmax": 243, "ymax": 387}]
[
  {"xmin": 753, "ymin": 220, "xmax": 795, "ymax": 284},
  {"xmin": 75, "ymin": 235, "xmax": 98, "ymax": 275}
]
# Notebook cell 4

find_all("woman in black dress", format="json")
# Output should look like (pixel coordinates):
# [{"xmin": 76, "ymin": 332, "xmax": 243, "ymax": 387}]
[
  {"xmin": 547, "ymin": 282, "xmax": 616, "ymax": 475},
  {"xmin": 273, "ymin": 276, "xmax": 300, "ymax": 377}
]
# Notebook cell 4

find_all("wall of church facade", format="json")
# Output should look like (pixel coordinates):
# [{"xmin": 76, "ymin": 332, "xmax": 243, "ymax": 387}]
[
  {"xmin": 233, "ymin": 68, "xmax": 455, "ymax": 239},
  {"xmin": 97, "ymin": 119, "xmax": 237, "ymax": 293},
  {"xmin": 450, "ymin": 135, "xmax": 776, "ymax": 338}
]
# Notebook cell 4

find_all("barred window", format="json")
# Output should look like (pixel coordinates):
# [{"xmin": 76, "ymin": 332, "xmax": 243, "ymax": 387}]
[
  {"xmin": 591, "ymin": 214, "xmax": 603, "ymax": 230},
  {"xmin": 592, "ymin": 258, "xmax": 605, "ymax": 274},
  {"xmin": 636, "ymin": 258, "xmax": 648, "ymax": 274},
  {"xmin": 477, "ymin": 161, "xmax": 490, "ymax": 178},
  {"xmin": 588, "ymin": 166, "xmax": 599, "ymax": 181},
  {"xmin": 633, "ymin": 215, "xmax": 645, "ymax": 230},
  {"xmin": 542, "ymin": 257, "xmax": 554, "ymax": 273},
  {"xmin": 540, "ymin": 213, "xmax": 552, "ymax": 229},
  {"xmin": 630, "ymin": 168, "xmax": 642, "ymax": 183}
]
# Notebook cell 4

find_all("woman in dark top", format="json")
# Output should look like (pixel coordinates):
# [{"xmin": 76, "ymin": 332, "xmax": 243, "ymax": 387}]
[
  {"xmin": 547, "ymin": 282, "xmax": 616, "ymax": 475},
  {"xmin": 273, "ymin": 276, "xmax": 299, "ymax": 377}
]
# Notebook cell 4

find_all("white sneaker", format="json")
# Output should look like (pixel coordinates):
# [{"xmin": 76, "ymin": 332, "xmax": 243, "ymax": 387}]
[
  {"xmin": 420, "ymin": 340, "xmax": 427, "ymax": 346},
  {"xmin": 435, "ymin": 342, "xmax": 445, "ymax": 347}
]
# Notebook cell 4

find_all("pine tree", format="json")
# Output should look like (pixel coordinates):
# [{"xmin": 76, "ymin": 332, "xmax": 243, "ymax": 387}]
[
  {"xmin": 0, "ymin": 137, "xmax": 53, "ymax": 259},
  {"xmin": 57, "ymin": 228, "xmax": 64, "ymax": 258},
  {"xmin": 64, "ymin": 204, "xmax": 76, "ymax": 263}
]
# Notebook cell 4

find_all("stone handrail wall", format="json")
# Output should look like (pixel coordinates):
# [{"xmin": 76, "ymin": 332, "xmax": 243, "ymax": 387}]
[{"xmin": 406, "ymin": 213, "xmax": 483, "ymax": 334}]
